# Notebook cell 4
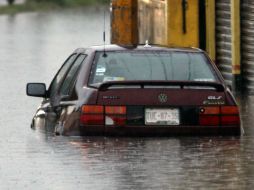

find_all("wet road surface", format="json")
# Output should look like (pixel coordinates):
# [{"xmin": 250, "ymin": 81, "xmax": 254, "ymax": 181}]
[
  {"xmin": 0, "ymin": 0, "xmax": 25, "ymax": 6},
  {"xmin": 0, "ymin": 7, "xmax": 254, "ymax": 190}
]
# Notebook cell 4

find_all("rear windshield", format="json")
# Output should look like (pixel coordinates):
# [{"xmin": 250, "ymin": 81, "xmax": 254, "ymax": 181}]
[{"xmin": 89, "ymin": 51, "xmax": 218, "ymax": 86}]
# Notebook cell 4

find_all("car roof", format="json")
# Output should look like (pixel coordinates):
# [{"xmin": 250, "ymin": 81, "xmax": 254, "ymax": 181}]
[{"xmin": 74, "ymin": 44, "xmax": 204, "ymax": 54}]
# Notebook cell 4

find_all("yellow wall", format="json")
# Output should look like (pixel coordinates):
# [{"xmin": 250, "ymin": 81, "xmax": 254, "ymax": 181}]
[
  {"xmin": 231, "ymin": 0, "xmax": 241, "ymax": 75},
  {"xmin": 167, "ymin": 0, "xmax": 199, "ymax": 47},
  {"xmin": 138, "ymin": 0, "xmax": 199, "ymax": 47}
]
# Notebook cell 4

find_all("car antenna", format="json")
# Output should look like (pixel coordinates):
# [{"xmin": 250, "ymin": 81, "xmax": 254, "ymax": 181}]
[
  {"xmin": 144, "ymin": 40, "xmax": 151, "ymax": 48},
  {"xmin": 103, "ymin": 10, "xmax": 107, "ymax": 58}
]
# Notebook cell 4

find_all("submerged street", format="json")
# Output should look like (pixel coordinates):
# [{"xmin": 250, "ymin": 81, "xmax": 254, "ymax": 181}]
[
  {"xmin": 0, "ymin": 7, "xmax": 254, "ymax": 189},
  {"xmin": 0, "ymin": 0, "xmax": 24, "ymax": 5}
]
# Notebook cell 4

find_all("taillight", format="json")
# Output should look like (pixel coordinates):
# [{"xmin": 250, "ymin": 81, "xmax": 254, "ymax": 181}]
[
  {"xmin": 200, "ymin": 107, "xmax": 220, "ymax": 115},
  {"xmin": 221, "ymin": 106, "xmax": 240, "ymax": 125},
  {"xmin": 221, "ymin": 106, "xmax": 239, "ymax": 115},
  {"xmin": 199, "ymin": 115, "xmax": 220, "ymax": 126},
  {"xmin": 199, "ymin": 106, "xmax": 240, "ymax": 126},
  {"xmin": 221, "ymin": 116, "xmax": 240, "ymax": 125},
  {"xmin": 82, "ymin": 105, "xmax": 104, "ymax": 114},
  {"xmin": 80, "ymin": 105, "xmax": 104, "ymax": 125},
  {"xmin": 105, "ymin": 106, "xmax": 126, "ymax": 115},
  {"xmin": 105, "ymin": 106, "xmax": 126, "ymax": 126},
  {"xmin": 80, "ymin": 105, "xmax": 127, "ymax": 126}
]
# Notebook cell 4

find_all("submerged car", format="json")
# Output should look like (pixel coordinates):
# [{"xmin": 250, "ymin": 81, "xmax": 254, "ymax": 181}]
[{"xmin": 26, "ymin": 44, "xmax": 241, "ymax": 136}]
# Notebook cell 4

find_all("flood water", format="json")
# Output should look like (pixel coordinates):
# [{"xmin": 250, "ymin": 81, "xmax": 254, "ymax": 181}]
[
  {"xmin": 0, "ymin": 6, "xmax": 254, "ymax": 190},
  {"xmin": 0, "ymin": 0, "xmax": 24, "ymax": 5}
]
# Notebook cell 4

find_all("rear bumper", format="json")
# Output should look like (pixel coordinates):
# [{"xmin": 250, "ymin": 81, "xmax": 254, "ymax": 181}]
[{"xmin": 80, "ymin": 125, "xmax": 241, "ymax": 136}]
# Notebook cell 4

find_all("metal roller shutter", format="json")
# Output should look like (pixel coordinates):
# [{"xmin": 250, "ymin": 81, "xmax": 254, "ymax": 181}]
[
  {"xmin": 241, "ymin": 0, "xmax": 254, "ymax": 93},
  {"xmin": 215, "ymin": 0, "xmax": 232, "ymax": 86}
]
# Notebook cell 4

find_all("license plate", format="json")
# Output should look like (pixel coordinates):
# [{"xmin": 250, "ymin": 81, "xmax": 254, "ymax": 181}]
[{"xmin": 145, "ymin": 108, "xmax": 180, "ymax": 125}]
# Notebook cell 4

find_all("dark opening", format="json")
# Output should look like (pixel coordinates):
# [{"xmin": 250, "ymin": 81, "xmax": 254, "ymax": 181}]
[{"xmin": 199, "ymin": 0, "xmax": 206, "ymax": 50}]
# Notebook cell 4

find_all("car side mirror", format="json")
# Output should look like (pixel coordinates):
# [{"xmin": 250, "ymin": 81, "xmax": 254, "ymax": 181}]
[{"xmin": 26, "ymin": 83, "xmax": 47, "ymax": 97}]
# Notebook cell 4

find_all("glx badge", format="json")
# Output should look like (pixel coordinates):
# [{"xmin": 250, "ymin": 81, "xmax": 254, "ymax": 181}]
[
  {"xmin": 208, "ymin": 96, "xmax": 222, "ymax": 100},
  {"xmin": 203, "ymin": 96, "xmax": 224, "ymax": 105}
]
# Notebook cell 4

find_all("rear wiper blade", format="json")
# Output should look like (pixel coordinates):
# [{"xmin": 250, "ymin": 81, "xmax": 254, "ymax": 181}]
[{"xmin": 97, "ymin": 81, "xmax": 225, "ymax": 92}]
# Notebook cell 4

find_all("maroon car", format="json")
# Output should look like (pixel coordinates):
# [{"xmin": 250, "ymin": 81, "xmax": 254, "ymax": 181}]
[{"xmin": 26, "ymin": 45, "xmax": 241, "ymax": 136}]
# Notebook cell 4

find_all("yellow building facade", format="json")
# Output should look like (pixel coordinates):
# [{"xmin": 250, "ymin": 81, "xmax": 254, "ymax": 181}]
[{"xmin": 111, "ymin": 0, "xmax": 244, "ymax": 91}]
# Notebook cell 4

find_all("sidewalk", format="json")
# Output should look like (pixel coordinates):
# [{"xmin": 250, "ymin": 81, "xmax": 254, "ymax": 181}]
[{"xmin": 0, "ymin": 0, "xmax": 25, "ymax": 6}]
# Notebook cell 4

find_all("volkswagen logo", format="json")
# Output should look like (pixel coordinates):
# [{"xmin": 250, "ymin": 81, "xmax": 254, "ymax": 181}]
[{"xmin": 158, "ymin": 93, "xmax": 168, "ymax": 103}]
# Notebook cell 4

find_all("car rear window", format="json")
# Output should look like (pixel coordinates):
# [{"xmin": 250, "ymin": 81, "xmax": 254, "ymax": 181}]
[{"xmin": 89, "ymin": 51, "xmax": 218, "ymax": 85}]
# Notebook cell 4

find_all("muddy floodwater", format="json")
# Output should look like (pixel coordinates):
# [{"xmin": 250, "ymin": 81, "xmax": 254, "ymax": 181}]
[{"xmin": 0, "ymin": 6, "xmax": 254, "ymax": 190}]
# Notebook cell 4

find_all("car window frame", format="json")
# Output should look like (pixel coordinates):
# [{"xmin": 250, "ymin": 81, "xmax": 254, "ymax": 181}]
[
  {"xmin": 58, "ymin": 54, "xmax": 87, "ymax": 101},
  {"xmin": 47, "ymin": 53, "xmax": 77, "ymax": 100}
]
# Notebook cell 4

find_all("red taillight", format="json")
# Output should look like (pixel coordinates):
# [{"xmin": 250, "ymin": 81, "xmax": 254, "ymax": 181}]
[
  {"xmin": 199, "ymin": 106, "xmax": 240, "ymax": 126},
  {"xmin": 82, "ymin": 105, "xmax": 104, "ymax": 114},
  {"xmin": 200, "ymin": 107, "xmax": 220, "ymax": 115},
  {"xmin": 221, "ymin": 106, "xmax": 239, "ymax": 115},
  {"xmin": 221, "ymin": 116, "xmax": 240, "ymax": 125},
  {"xmin": 105, "ymin": 115, "xmax": 126, "ymax": 126},
  {"xmin": 199, "ymin": 115, "xmax": 220, "ymax": 126},
  {"xmin": 105, "ymin": 106, "xmax": 126, "ymax": 114},
  {"xmin": 80, "ymin": 115, "xmax": 104, "ymax": 125},
  {"xmin": 105, "ymin": 106, "xmax": 127, "ymax": 126},
  {"xmin": 80, "ymin": 105, "xmax": 104, "ymax": 125},
  {"xmin": 80, "ymin": 105, "xmax": 127, "ymax": 126},
  {"xmin": 221, "ymin": 106, "xmax": 240, "ymax": 126}
]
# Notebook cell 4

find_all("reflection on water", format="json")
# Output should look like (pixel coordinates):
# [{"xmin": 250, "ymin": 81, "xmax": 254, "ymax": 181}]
[
  {"xmin": 0, "ymin": 7, "xmax": 254, "ymax": 190},
  {"xmin": 10, "ymin": 134, "xmax": 252, "ymax": 190}
]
